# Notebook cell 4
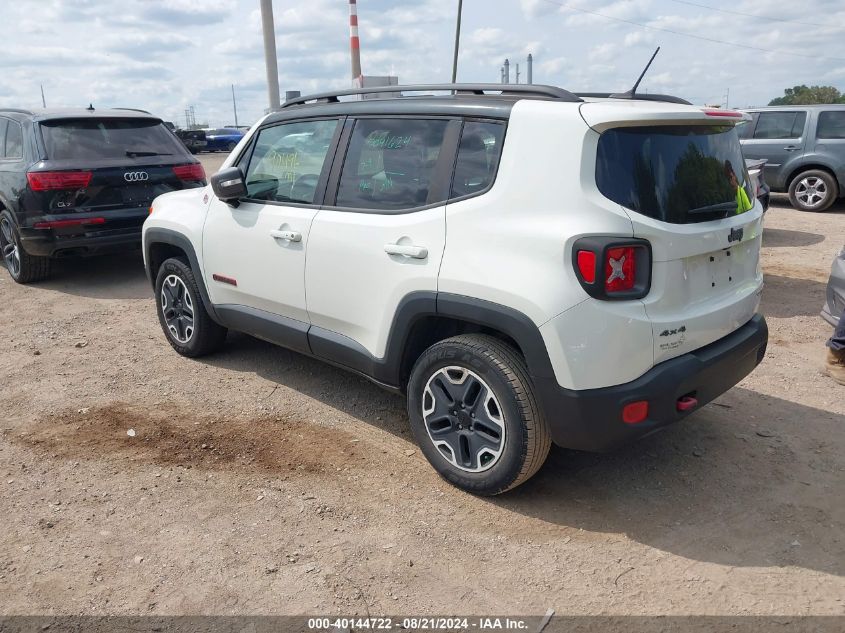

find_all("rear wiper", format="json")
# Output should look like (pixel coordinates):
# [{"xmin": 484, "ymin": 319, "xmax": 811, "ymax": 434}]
[
  {"xmin": 687, "ymin": 202, "xmax": 736, "ymax": 215},
  {"xmin": 125, "ymin": 150, "xmax": 172, "ymax": 157}
]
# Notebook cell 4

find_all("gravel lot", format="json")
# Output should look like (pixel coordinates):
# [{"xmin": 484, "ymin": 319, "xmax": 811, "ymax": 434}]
[{"xmin": 0, "ymin": 153, "xmax": 843, "ymax": 616}]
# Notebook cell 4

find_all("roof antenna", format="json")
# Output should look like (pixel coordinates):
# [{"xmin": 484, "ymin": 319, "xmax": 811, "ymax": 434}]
[
  {"xmin": 611, "ymin": 46, "xmax": 660, "ymax": 100},
  {"xmin": 86, "ymin": 103, "xmax": 95, "ymax": 111}
]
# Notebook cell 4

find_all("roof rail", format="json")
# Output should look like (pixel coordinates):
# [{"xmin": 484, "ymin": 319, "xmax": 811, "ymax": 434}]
[
  {"xmin": 576, "ymin": 92, "xmax": 692, "ymax": 105},
  {"xmin": 0, "ymin": 107, "xmax": 34, "ymax": 115},
  {"xmin": 111, "ymin": 107, "xmax": 153, "ymax": 114},
  {"xmin": 282, "ymin": 83, "xmax": 583, "ymax": 108}
]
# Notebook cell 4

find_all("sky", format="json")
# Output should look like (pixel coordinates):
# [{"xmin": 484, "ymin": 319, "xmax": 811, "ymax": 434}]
[{"xmin": 1, "ymin": 0, "xmax": 844, "ymax": 128}]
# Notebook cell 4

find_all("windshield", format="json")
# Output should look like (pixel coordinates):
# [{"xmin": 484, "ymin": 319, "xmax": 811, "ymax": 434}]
[
  {"xmin": 40, "ymin": 118, "xmax": 184, "ymax": 160},
  {"xmin": 596, "ymin": 125, "xmax": 754, "ymax": 223}
]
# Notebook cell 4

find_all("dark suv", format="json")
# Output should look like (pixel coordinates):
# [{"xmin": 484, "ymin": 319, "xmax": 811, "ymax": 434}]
[{"xmin": 0, "ymin": 107, "xmax": 206, "ymax": 283}]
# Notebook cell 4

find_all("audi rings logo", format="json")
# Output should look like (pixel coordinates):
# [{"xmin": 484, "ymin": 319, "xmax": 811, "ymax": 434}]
[{"xmin": 123, "ymin": 171, "xmax": 149, "ymax": 182}]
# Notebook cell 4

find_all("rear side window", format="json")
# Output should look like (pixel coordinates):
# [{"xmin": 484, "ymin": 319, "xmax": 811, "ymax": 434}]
[
  {"xmin": 596, "ymin": 125, "xmax": 755, "ymax": 224},
  {"xmin": 335, "ymin": 118, "xmax": 448, "ymax": 211},
  {"xmin": 817, "ymin": 111, "xmax": 845, "ymax": 139},
  {"xmin": 243, "ymin": 119, "xmax": 339, "ymax": 204},
  {"xmin": 753, "ymin": 111, "xmax": 807, "ymax": 139},
  {"xmin": 451, "ymin": 121, "xmax": 505, "ymax": 199},
  {"xmin": 40, "ymin": 118, "xmax": 185, "ymax": 160},
  {"xmin": 4, "ymin": 121, "xmax": 22, "ymax": 159}
]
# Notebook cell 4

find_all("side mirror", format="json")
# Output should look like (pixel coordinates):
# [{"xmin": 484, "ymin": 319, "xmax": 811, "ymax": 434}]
[{"xmin": 210, "ymin": 166, "xmax": 247, "ymax": 203}]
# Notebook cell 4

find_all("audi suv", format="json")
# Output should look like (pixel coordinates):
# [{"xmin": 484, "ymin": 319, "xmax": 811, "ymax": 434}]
[{"xmin": 0, "ymin": 107, "xmax": 206, "ymax": 283}]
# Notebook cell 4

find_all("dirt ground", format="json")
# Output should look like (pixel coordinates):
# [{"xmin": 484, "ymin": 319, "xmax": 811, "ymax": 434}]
[{"xmin": 1, "ymin": 154, "xmax": 843, "ymax": 616}]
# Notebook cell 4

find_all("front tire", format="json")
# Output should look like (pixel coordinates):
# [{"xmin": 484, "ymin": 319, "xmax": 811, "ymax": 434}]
[
  {"xmin": 154, "ymin": 257, "xmax": 227, "ymax": 357},
  {"xmin": 407, "ymin": 334, "xmax": 551, "ymax": 495},
  {"xmin": 789, "ymin": 170, "xmax": 838, "ymax": 212},
  {"xmin": 0, "ymin": 212, "xmax": 50, "ymax": 284}
]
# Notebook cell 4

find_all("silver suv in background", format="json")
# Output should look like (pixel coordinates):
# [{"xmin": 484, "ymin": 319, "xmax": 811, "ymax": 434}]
[{"xmin": 739, "ymin": 105, "xmax": 845, "ymax": 212}]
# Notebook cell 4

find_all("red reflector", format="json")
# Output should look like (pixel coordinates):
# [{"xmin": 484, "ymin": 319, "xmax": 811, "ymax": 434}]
[
  {"xmin": 27, "ymin": 171, "xmax": 92, "ymax": 191},
  {"xmin": 702, "ymin": 109, "xmax": 743, "ymax": 118},
  {"xmin": 622, "ymin": 401, "xmax": 649, "ymax": 424},
  {"xmin": 677, "ymin": 396, "xmax": 698, "ymax": 412},
  {"xmin": 173, "ymin": 163, "xmax": 205, "ymax": 181},
  {"xmin": 33, "ymin": 217, "xmax": 106, "ymax": 229},
  {"xmin": 605, "ymin": 246, "xmax": 636, "ymax": 293},
  {"xmin": 576, "ymin": 250, "xmax": 596, "ymax": 284}
]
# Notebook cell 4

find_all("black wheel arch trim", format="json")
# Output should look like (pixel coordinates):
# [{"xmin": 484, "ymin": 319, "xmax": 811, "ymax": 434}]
[{"xmin": 144, "ymin": 227, "xmax": 220, "ymax": 323}]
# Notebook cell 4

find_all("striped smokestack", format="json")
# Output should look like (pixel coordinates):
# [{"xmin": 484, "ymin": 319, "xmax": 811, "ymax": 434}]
[{"xmin": 349, "ymin": 0, "xmax": 363, "ymax": 87}]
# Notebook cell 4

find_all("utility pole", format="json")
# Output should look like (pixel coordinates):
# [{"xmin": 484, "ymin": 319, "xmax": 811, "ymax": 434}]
[
  {"xmin": 231, "ymin": 84, "xmax": 239, "ymax": 127},
  {"xmin": 40, "ymin": 84, "xmax": 46, "ymax": 108},
  {"xmin": 260, "ymin": 0, "xmax": 281, "ymax": 111},
  {"xmin": 451, "ymin": 0, "xmax": 463, "ymax": 83}
]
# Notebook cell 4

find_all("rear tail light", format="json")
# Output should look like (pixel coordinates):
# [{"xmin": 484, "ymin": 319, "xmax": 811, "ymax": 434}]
[
  {"xmin": 572, "ymin": 237, "xmax": 651, "ymax": 300},
  {"xmin": 576, "ymin": 250, "xmax": 596, "ymax": 284},
  {"xmin": 33, "ymin": 217, "xmax": 105, "ymax": 229},
  {"xmin": 172, "ymin": 163, "xmax": 205, "ymax": 181},
  {"xmin": 27, "ymin": 171, "xmax": 92, "ymax": 191}
]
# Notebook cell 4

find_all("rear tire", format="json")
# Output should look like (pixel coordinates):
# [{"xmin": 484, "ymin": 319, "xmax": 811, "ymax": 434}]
[
  {"xmin": 0, "ymin": 212, "xmax": 50, "ymax": 284},
  {"xmin": 154, "ymin": 257, "xmax": 227, "ymax": 357},
  {"xmin": 788, "ymin": 170, "xmax": 838, "ymax": 212},
  {"xmin": 407, "ymin": 334, "xmax": 551, "ymax": 495}
]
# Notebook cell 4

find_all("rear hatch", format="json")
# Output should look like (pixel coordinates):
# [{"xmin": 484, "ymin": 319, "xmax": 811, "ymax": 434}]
[
  {"xmin": 27, "ymin": 117, "xmax": 205, "ymax": 225},
  {"xmin": 582, "ymin": 102, "xmax": 764, "ymax": 365}
]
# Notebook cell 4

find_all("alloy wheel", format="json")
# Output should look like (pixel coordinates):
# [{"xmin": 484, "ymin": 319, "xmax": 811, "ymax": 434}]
[
  {"xmin": 422, "ymin": 366, "xmax": 505, "ymax": 472},
  {"xmin": 160, "ymin": 274, "xmax": 195, "ymax": 344},
  {"xmin": 0, "ymin": 218, "xmax": 21, "ymax": 278},
  {"xmin": 795, "ymin": 176, "xmax": 829, "ymax": 209}
]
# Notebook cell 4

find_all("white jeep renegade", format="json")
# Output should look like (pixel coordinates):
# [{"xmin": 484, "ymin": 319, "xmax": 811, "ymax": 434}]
[{"xmin": 143, "ymin": 84, "xmax": 768, "ymax": 495}]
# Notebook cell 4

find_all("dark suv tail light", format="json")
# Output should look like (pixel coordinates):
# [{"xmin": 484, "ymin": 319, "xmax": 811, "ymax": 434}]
[
  {"xmin": 27, "ymin": 171, "xmax": 92, "ymax": 191},
  {"xmin": 172, "ymin": 163, "xmax": 205, "ymax": 181},
  {"xmin": 573, "ymin": 237, "xmax": 651, "ymax": 300}
]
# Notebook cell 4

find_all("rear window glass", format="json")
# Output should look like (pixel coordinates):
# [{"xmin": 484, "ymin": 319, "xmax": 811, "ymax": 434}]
[
  {"xmin": 753, "ymin": 111, "xmax": 806, "ymax": 139},
  {"xmin": 40, "ymin": 118, "xmax": 184, "ymax": 160},
  {"xmin": 817, "ymin": 111, "xmax": 845, "ymax": 139},
  {"xmin": 596, "ymin": 125, "xmax": 755, "ymax": 223}
]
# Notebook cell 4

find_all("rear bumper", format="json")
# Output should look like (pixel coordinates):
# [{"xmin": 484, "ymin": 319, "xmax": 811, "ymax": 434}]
[
  {"xmin": 534, "ymin": 314, "xmax": 768, "ymax": 452},
  {"xmin": 19, "ymin": 210, "xmax": 147, "ymax": 257}
]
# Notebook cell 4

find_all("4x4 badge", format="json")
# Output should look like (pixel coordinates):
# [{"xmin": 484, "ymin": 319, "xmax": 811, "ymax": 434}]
[{"xmin": 728, "ymin": 227, "xmax": 744, "ymax": 243}]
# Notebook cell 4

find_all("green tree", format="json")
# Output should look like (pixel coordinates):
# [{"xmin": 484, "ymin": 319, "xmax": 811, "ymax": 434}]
[{"xmin": 769, "ymin": 85, "xmax": 845, "ymax": 105}]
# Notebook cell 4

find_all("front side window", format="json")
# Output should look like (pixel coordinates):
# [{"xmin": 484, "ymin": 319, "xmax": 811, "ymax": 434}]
[
  {"xmin": 596, "ymin": 125, "xmax": 754, "ymax": 223},
  {"xmin": 5, "ymin": 121, "xmax": 22, "ymax": 159},
  {"xmin": 753, "ymin": 111, "xmax": 807, "ymax": 139},
  {"xmin": 335, "ymin": 118, "xmax": 449, "ymax": 211},
  {"xmin": 817, "ymin": 111, "xmax": 845, "ymax": 139},
  {"xmin": 243, "ymin": 119, "xmax": 339, "ymax": 204},
  {"xmin": 451, "ymin": 121, "xmax": 506, "ymax": 199}
]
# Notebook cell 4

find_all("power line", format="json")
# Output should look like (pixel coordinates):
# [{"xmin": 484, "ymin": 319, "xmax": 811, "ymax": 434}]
[
  {"xmin": 667, "ymin": 0, "xmax": 829, "ymax": 28},
  {"xmin": 538, "ymin": 0, "xmax": 845, "ymax": 62}
]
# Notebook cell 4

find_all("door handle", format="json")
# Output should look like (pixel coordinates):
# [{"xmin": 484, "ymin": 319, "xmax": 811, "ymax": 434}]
[
  {"xmin": 270, "ymin": 229, "xmax": 302, "ymax": 242},
  {"xmin": 384, "ymin": 243, "xmax": 428, "ymax": 259},
  {"xmin": 783, "ymin": 145, "xmax": 801, "ymax": 151}
]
